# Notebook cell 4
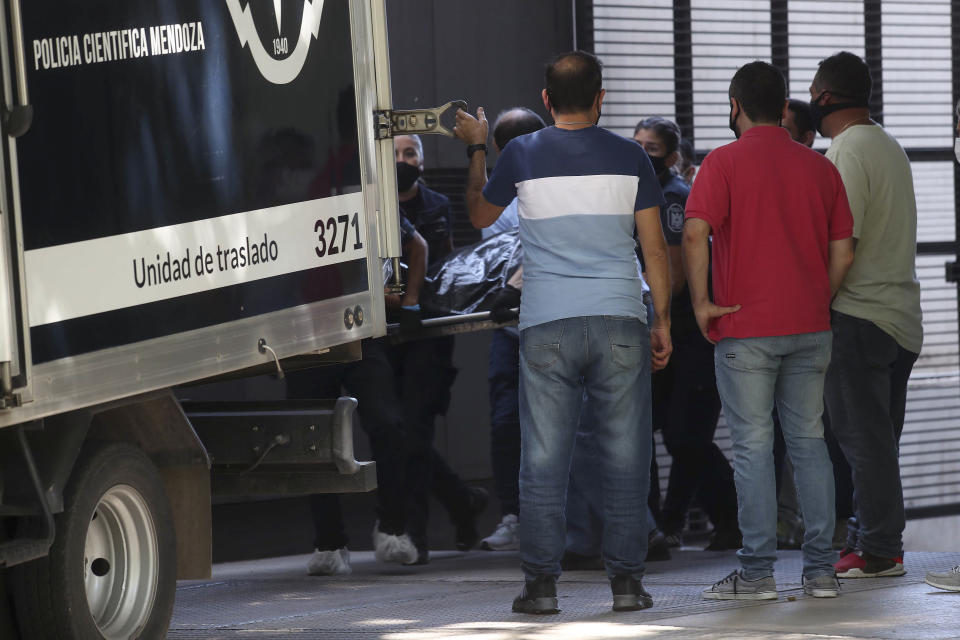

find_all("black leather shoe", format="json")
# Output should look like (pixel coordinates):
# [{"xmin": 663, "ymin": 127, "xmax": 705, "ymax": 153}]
[
  {"xmin": 610, "ymin": 574, "xmax": 653, "ymax": 612},
  {"xmin": 705, "ymin": 527, "xmax": 743, "ymax": 551},
  {"xmin": 512, "ymin": 575, "xmax": 559, "ymax": 614}
]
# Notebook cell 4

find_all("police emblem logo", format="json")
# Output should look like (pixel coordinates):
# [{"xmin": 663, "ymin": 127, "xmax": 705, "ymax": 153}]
[
  {"xmin": 225, "ymin": 0, "xmax": 325, "ymax": 85},
  {"xmin": 666, "ymin": 203, "xmax": 685, "ymax": 233}
]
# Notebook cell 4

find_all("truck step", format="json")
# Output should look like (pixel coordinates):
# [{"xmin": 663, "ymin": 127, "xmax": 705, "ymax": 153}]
[{"xmin": 182, "ymin": 398, "xmax": 376, "ymax": 496}]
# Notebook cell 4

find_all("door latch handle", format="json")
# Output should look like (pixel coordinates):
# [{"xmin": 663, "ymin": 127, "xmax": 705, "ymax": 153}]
[{"xmin": 374, "ymin": 100, "xmax": 467, "ymax": 140}]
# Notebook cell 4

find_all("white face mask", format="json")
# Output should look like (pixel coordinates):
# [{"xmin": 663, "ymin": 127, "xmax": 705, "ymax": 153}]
[{"xmin": 955, "ymin": 138, "xmax": 960, "ymax": 163}]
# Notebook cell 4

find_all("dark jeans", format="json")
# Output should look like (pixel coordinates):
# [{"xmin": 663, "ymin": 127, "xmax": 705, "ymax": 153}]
[
  {"xmin": 287, "ymin": 339, "xmax": 409, "ymax": 549},
  {"xmin": 824, "ymin": 311, "xmax": 918, "ymax": 558},
  {"xmin": 648, "ymin": 433, "xmax": 661, "ymax": 522},
  {"xmin": 298, "ymin": 336, "xmax": 472, "ymax": 551},
  {"xmin": 825, "ymin": 412, "xmax": 855, "ymax": 523},
  {"xmin": 310, "ymin": 493, "xmax": 349, "ymax": 551},
  {"xmin": 488, "ymin": 329, "xmax": 521, "ymax": 517},
  {"xmin": 654, "ymin": 330, "xmax": 738, "ymax": 535},
  {"xmin": 389, "ymin": 335, "xmax": 472, "ymax": 549}
]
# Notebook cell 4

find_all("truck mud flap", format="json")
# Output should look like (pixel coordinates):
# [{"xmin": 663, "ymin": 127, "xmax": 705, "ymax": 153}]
[
  {"xmin": 0, "ymin": 426, "xmax": 54, "ymax": 568},
  {"xmin": 183, "ymin": 398, "xmax": 376, "ymax": 496}
]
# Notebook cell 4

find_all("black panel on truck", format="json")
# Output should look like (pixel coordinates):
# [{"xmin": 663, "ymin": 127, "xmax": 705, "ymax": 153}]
[{"xmin": 19, "ymin": 0, "xmax": 369, "ymax": 363}]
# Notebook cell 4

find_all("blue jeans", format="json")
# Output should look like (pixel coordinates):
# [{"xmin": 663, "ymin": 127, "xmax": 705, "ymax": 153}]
[
  {"xmin": 565, "ymin": 393, "xmax": 657, "ymax": 557},
  {"xmin": 519, "ymin": 315, "xmax": 652, "ymax": 581},
  {"xmin": 714, "ymin": 332, "xmax": 836, "ymax": 580}
]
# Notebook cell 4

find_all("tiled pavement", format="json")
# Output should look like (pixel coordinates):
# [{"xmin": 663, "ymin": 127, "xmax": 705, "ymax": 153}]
[{"xmin": 169, "ymin": 548, "xmax": 960, "ymax": 639}]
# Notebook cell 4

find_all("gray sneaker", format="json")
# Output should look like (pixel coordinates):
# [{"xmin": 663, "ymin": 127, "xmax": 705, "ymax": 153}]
[
  {"xmin": 803, "ymin": 573, "xmax": 840, "ymax": 598},
  {"xmin": 925, "ymin": 565, "xmax": 960, "ymax": 592},
  {"xmin": 703, "ymin": 570, "xmax": 778, "ymax": 600}
]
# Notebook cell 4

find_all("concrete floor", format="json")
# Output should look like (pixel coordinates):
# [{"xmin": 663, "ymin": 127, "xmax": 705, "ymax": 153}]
[{"xmin": 169, "ymin": 549, "xmax": 960, "ymax": 639}]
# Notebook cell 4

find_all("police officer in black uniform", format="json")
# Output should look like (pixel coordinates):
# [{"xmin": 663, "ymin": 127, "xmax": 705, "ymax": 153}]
[
  {"xmin": 392, "ymin": 134, "xmax": 488, "ymax": 564},
  {"xmin": 633, "ymin": 118, "xmax": 741, "ymax": 550}
]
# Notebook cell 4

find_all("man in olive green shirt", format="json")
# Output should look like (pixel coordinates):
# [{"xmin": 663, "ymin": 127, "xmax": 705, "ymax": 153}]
[{"xmin": 810, "ymin": 51, "xmax": 922, "ymax": 579}]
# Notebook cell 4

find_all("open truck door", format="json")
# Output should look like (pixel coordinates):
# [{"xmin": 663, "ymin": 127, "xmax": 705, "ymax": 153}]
[
  {"xmin": 5, "ymin": 0, "xmax": 389, "ymax": 408},
  {"xmin": 0, "ymin": 0, "xmax": 463, "ymax": 637}
]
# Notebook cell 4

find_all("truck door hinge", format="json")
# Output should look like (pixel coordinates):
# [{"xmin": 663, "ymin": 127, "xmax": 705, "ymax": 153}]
[
  {"xmin": 374, "ymin": 100, "xmax": 467, "ymax": 140},
  {"xmin": 0, "ymin": 362, "xmax": 26, "ymax": 409},
  {"xmin": 0, "ymin": 392, "xmax": 26, "ymax": 410}
]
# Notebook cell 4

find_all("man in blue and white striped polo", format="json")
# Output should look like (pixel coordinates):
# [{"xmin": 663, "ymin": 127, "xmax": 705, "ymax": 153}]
[{"xmin": 454, "ymin": 50, "xmax": 673, "ymax": 614}]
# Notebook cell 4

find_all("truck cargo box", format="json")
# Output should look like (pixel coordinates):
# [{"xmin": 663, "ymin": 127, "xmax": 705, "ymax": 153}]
[
  {"xmin": 0, "ymin": 1, "xmax": 418, "ymax": 637},
  {"xmin": 0, "ymin": 0, "xmax": 403, "ymax": 426}
]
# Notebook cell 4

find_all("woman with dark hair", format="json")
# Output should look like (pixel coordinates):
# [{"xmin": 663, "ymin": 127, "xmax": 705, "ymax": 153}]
[{"xmin": 633, "ymin": 117, "xmax": 741, "ymax": 551}]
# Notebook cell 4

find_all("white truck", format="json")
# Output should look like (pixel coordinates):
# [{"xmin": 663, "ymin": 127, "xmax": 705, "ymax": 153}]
[{"xmin": 0, "ymin": 0, "xmax": 459, "ymax": 637}]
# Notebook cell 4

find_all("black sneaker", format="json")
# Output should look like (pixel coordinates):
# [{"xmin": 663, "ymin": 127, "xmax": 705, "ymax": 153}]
[
  {"xmin": 403, "ymin": 545, "xmax": 430, "ymax": 566},
  {"xmin": 704, "ymin": 527, "xmax": 742, "ymax": 551},
  {"xmin": 610, "ymin": 575, "xmax": 653, "ymax": 611},
  {"xmin": 453, "ymin": 486, "xmax": 489, "ymax": 551},
  {"xmin": 512, "ymin": 576, "xmax": 559, "ymax": 614}
]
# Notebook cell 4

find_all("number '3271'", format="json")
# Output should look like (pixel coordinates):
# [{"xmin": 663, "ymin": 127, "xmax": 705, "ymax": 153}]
[{"xmin": 316, "ymin": 212, "xmax": 363, "ymax": 258}]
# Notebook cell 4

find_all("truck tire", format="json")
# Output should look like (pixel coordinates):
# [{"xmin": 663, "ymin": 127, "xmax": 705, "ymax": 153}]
[{"xmin": 10, "ymin": 441, "xmax": 176, "ymax": 640}]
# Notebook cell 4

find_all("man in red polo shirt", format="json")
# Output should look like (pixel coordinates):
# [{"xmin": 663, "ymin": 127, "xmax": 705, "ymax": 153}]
[{"xmin": 682, "ymin": 61, "xmax": 855, "ymax": 600}]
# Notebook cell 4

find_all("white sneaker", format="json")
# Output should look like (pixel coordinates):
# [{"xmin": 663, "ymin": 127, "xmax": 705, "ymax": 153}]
[
  {"xmin": 373, "ymin": 526, "xmax": 419, "ymax": 564},
  {"xmin": 307, "ymin": 547, "xmax": 351, "ymax": 575},
  {"xmin": 480, "ymin": 514, "xmax": 519, "ymax": 551},
  {"xmin": 926, "ymin": 565, "xmax": 960, "ymax": 591}
]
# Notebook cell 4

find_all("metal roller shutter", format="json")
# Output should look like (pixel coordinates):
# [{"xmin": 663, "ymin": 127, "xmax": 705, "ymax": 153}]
[{"xmin": 593, "ymin": 0, "xmax": 960, "ymax": 518}]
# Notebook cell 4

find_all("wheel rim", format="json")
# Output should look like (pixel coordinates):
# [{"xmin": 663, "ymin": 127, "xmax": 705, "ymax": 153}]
[{"xmin": 84, "ymin": 484, "xmax": 159, "ymax": 639}]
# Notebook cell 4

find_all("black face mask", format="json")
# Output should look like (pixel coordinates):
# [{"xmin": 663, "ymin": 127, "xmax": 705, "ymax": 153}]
[
  {"xmin": 648, "ymin": 154, "xmax": 668, "ymax": 176},
  {"xmin": 809, "ymin": 92, "xmax": 867, "ymax": 136},
  {"xmin": 728, "ymin": 102, "xmax": 741, "ymax": 140},
  {"xmin": 396, "ymin": 162, "xmax": 422, "ymax": 192}
]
